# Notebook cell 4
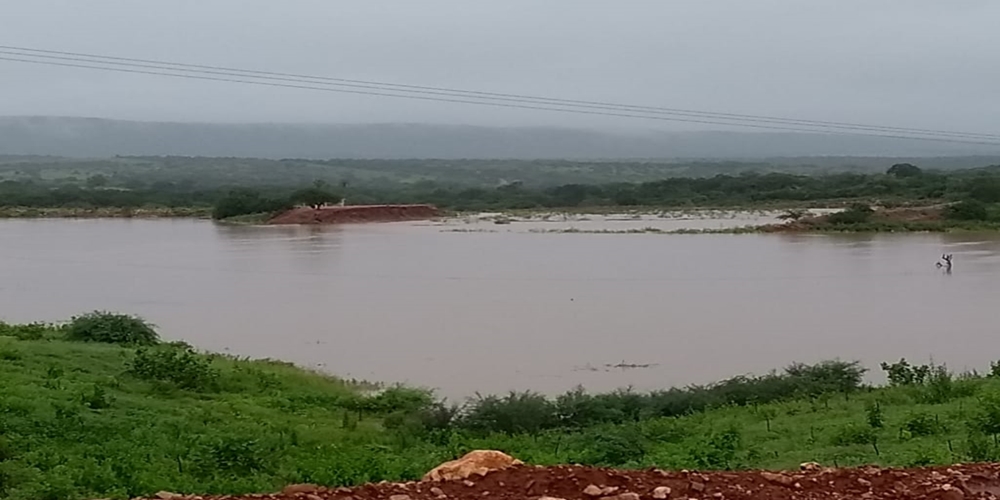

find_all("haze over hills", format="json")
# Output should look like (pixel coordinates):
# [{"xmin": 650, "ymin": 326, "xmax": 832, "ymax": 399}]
[{"xmin": 2, "ymin": 117, "xmax": 999, "ymax": 160}]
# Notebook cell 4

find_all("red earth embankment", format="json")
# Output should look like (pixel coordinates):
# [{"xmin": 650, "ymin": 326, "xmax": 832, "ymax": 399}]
[
  {"xmin": 267, "ymin": 204, "xmax": 441, "ymax": 225},
  {"xmin": 139, "ymin": 463, "xmax": 1000, "ymax": 500}
]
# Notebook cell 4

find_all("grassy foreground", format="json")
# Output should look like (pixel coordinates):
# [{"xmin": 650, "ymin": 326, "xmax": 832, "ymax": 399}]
[{"xmin": 4, "ymin": 315, "xmax": 1000, "ymax": 500}]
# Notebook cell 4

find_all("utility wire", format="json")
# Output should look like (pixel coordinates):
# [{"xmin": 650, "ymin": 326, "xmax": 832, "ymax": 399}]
[
  {"xmin": 4, "ymin": 44, "xmax": 999, "ymax": 141},
  {"xmin": 3, "ymin": 50, "xmax": 1000, "ymax": 146}
]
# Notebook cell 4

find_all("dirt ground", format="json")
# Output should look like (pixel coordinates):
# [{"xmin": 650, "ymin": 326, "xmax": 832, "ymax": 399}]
[
  {"xmin": 143, "ymin": 463, "xmax": 1000, "ymax": 500},
  {"xmin": 267, "ymin": 205, "xmax": 441, "ymax": 225}
]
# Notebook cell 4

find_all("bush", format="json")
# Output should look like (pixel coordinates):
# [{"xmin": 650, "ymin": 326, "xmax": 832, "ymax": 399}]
[
  {"xmin": 65, "ymin": 312, "xmax": 159, "ymax": 346},
  {"xmin": 881, "ymin": 359, "xmax": 931, "ymax": 386},
  {"xmin": 575, "ymin": 426, "xmax": 649, "ymax": 466},
  {"xmin": 971, "ymin": 392, "xmax": 1000, "ymax": 438},
  {"xmin": 826, "ymin": 203, "xmax": 875, "ymax": 224},
  {"xmin": 459, "ymin": 391, "xmax": 556, "ymax": 434},
  {"xmin": 903, "ymin": 412, "xmax": 945, "ymax": 437},
  {"xmin": 0, "ymin": 322, "xmax": 52, "ymax": 341},
  {"xmin": 945, "ymin": 200, "xmax": 990, "ymax": 221},
  {"xmin": 212, "ymin": 188, "xmax": 289, "ymax": 219},
  {"xmin": 128, "ymin": 345, "xmax": 219, "ymax": 391},
  {"xmin": 887, "ymin": 163, "xmax": 923, "ymax": 178},
  {"xmin": 690, "ymin": 427, "xmax": 742, "ymax": 470},
  {"xmin": 832, "ymin": 423, "xmax": 877, "ymax": 446},
  {"xmin": 919, "ymin": 365, "xmax": 978, "ymax": 404}
]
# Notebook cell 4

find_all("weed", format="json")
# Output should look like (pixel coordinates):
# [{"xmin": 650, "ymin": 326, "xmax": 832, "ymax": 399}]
[{"xmin": 128, "ymin": 345, "xmax": 219, "ymax": 391}]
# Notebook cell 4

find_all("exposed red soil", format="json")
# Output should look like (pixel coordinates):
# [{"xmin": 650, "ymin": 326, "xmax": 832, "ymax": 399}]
[
  {"xmin": 267, "ymin": 205, "xmax": 441, "ymax": 225},
  {"xmin": 142, "ymin": 463, "xmax": 1000, "ymax": 500}
]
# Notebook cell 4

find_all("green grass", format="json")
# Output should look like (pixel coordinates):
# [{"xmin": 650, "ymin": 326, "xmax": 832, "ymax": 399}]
[{"xmin": 4, "ymin": 319, "xmax": 1000, "ymax": 499}]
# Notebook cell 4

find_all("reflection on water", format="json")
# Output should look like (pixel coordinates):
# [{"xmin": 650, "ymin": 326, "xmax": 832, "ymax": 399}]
[{"xmin": 2, "ymin": 218, "xmax": 1000, "ymax": 399}]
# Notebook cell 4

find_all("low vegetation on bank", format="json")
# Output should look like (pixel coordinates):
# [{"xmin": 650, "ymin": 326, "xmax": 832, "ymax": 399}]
[
  {"xmin": 5, "ymin": 313, "xmax": 1000, "ymax": 499},
  {"xmin": 3, "ymin": 162, "xmax": 1000, "ymax": 227}
]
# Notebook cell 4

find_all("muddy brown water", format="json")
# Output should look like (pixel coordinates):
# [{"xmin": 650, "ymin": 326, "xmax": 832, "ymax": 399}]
[{"xmin": 2, "ymin": 217, "xmax": 999, "ymax": 399}]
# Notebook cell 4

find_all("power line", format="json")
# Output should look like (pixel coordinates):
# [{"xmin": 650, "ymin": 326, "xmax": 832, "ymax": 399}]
[
  {"xmin": 4, "ymin": 44, "xmax": 999, "ymax": 141},
  {"xmin": 2, "ymin": 48, "xmax": 1000, "ymax": 146}
]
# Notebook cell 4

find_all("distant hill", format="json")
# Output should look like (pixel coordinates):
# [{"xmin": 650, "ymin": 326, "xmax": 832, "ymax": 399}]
[{"xmin": 2, "ymin": 116, "xmax": 999, "ymax": 159}]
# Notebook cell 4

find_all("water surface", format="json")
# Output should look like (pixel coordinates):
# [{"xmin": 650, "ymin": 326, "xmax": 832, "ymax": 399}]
[{"xmin": 2, "ymin": 217, "xmax": 998, "ymax": 399}]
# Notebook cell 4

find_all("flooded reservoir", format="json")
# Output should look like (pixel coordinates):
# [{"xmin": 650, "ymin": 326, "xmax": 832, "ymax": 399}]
[{"xmin": 2, "ymin": 215, "xmax": 999, "ymax": 399}]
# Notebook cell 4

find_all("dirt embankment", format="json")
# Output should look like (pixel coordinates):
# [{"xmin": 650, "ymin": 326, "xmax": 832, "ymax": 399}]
[
  {"xmin": 143, "ymin": 463, "xmax": 1000, "ymax": 500},
  {"xmin": 267, "ymin": 205, "xmax": 441, "ymax": 225}
]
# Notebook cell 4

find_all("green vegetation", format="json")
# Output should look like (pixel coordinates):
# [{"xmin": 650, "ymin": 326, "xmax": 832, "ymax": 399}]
[
  {"xmin": 4, "ymin": 158, "xmax": 1000, "ymax": 223},
  {"xmin": 6, "ymin": 314, "xmax": 1000, "ymax": 499}
]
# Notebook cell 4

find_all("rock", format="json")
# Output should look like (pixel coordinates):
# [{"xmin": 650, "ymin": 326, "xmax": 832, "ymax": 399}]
[
  {"xmin": 306, "ymin": 495, "xmax": 323, "ymax": 500},
  {"xmin": 282, "ymin": 484, "xmax": 321, "ymax": 495},
  {"xmin": 430, "ymin": 487, "xmax": 445, "ymax": 497},
  {"xmin": 858, "ymin": 478, "xmax": 872, "ymax": 488},
  {"xmin": 940, "ymin": 485, "xmax": 965, "ymax": 500},
  {"xmin": 800, "ymin": 462, "xmax": 822, "ymax": 471},
  {"xmin": 423, "ymin": 450, "xmax": 523, "ymax": 482},
  {"xmin": 601, "ymin": 493, "xmax": 639, "ymax": 500},
  {"xmin": 584, "ymin": 485, "xmax": 605, "ymax": 497},
  {"xmin": 712, "ymin": 493, "xmax": 724, "ymax": 499},
  {"xmin": 652, "ymin": 486, "xmax": 672, "ymax": 499},
  {"xmin": 463, "ymin": 480, "xmax": 476, "ymax": 488},
  {"xmin": 600, "ymin": 486, "xmax": 620, "ymax": 495},
  {"xmin": 155, "ymin": 492, "xmax": 180, "ymax": 500},
  {"xmin": 690, "ymin": 482, "xmax": 705, "ymax": 493},
  {"xmin": 539, "ymin": 497, "xmax": 567, "ymax": 500},
  {"xmin": 761, "ymin": 472, "xmax": 795, "ymax": 487},
  {"xmin": 389, "ymin": 495, "xmax": 412, "ymax": 500}
]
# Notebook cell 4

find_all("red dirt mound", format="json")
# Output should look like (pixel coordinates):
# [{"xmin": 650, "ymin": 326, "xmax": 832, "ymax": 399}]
[
  {"xmin": 141, "ymin": 463, "xmax": 1000, "ymax": 500},
  {"xmin": 268, "ymin": 204, "xmax": 441, "ymax": 225}
]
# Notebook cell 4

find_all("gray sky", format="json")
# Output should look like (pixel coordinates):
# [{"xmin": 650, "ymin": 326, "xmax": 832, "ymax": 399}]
[{"xmin": 1, "ymin": 0, "xmax": 999, "ymax": 133}]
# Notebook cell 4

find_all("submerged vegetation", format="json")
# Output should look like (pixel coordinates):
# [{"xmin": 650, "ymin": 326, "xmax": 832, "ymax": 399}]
[{"xmin": 5, "ymin": 313, "xmax": 1000, "ymax": 498}]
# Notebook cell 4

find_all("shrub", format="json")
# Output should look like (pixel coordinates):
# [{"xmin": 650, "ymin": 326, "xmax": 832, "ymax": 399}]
[
  {"xmin": 458, "ymin": 391, "xmax": 556, "ymax": 434},
  {"xmin": 881, "ymin": 359, "xmax": 931, "ymax": 386},
  {"xmin": 690, "ymin": 427, "xmax": 742, "ymax": 470},
  {"xmin": 919, "ymin": 365, "xmax": 978, "ymax": 404},
  {"xmin": 212, "ymin": 188, "xmax": 289, "ymax": 219},
  {"xmin": 65, "ymin": 312, "xmax": 159, "ymax": 346},
  {"xmin": 832, "ymin": 423, "xmax": 877, "ymax": 446},
  {"xmin": 945, "ymin": 200, "xmax": 990, "ymax": 221},
  {"xmin": 128, "ymin": 345, "xmax": 219, "ymax": 391},
  {"xmin": 81, "ymin": 384, "xmax": 114, "ymax": 410},
  {"xmin": 826, "ymin": 203, "xmax": 874, "ymax": 224},
  {"xmin": 575, "ymin": 426, "xmax": 649, "ymax": 466},
  {"xmin": 0, "ymin": 322, "xmax": 52, "ymax": 341},
  {"xmin": 865, "ymin": 401, "xmax": 884, "ymax": 429},
  {"xmin": 972, "ymin": 392, "xmax": 1000, "ymax": 439},
  {"xmin": 887, "ymin": 163, "xmax": 923, "ymax": 178},
  {"xmin": 903, "ymin": 412, "xmax": 945, "ymax": 437}
]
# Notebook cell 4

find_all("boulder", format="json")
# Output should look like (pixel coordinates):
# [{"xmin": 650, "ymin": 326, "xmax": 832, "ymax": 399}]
[{"xmin": 423, "ymin": 450, "xmax": 523, "ymax": 482}]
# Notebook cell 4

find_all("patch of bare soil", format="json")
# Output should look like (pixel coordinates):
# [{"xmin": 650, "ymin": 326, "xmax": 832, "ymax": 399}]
[
  {"xmin": 268, "ymin": 205, "xmax": 441, "ymax": 225},
  {"xmin": 141, "ymin": 463, "xmax": 1000, "ymax": 500}
]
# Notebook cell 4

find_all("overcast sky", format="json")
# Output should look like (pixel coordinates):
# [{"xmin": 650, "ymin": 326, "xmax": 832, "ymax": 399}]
[{"xmin": 1, "ymin": 0, "xmax": 998, "ymax": 133}]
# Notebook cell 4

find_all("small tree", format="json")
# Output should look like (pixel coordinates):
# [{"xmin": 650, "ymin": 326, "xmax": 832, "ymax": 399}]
[
  {"xmin": 887, "ymin": 163, "xmax": 923, "ymax": 178},
  {"xmin": 290, "ymin": 186, "xmax": 339, "ymax": 210}
]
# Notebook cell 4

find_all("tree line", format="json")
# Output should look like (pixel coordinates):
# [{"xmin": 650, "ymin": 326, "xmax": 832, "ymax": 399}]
[{"xmin": 3, "ymin": 163, "xmax": 1000, "ymax": 218}]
